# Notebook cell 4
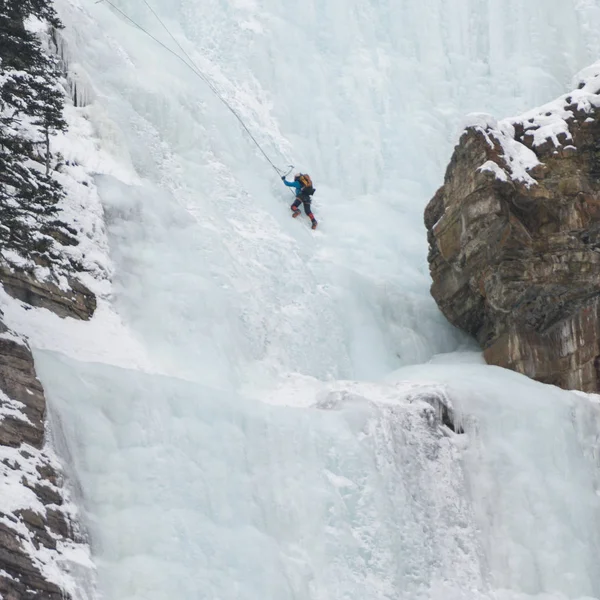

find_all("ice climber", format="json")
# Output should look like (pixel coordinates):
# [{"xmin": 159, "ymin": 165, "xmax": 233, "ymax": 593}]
[{"xmin": 282, "ymin": 173, "xmax": 318, "ymax": 230}]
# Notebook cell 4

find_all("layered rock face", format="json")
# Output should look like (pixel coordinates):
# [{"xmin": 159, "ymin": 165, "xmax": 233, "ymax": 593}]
[
  {"xmin": 0, "ymin": 193, "xmax": 97, "ymax": 597},
  {"xmin": 425, "ymin": 63, "xmax": 600, "ymax": 392},
  {"xmin": 0, "ymin": 329, "xmax": 82, "ymax": 600},
  {"xmin": 0, "ymin": 247, "xmax": 95, "ymax": 599}
]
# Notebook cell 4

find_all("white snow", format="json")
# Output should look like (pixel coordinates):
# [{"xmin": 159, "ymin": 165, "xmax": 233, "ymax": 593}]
[
  {"xmin": 479, "ymin": 160, "xmax": 509, "ymax": 182},
  {"xmin": 7, "ymin": 0, "xmax": 600, "ymax": 599},
  {"xmin": 465, "ymin": 58, "xmax": 600, "ymax": 188},
  {"xmin": 465, "ymin": 114, "xmax": 540, "ymax": 186},
  {"xmin": 0, "ymin": 388, "xmax": 31, "ymax": 424},
  {"xmin": 0, "ymin": 437, "xmax": 95, "ymax": 599}
]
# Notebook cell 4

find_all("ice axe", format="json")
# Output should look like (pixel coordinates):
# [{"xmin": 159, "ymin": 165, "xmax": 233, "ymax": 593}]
[
  {"xmin": 280, "ymin": 165, "xmax": 294, "ymax": 179},
  {"xmin": 280, "ymin": 165, "xmax": 297, "ymax": 196}
]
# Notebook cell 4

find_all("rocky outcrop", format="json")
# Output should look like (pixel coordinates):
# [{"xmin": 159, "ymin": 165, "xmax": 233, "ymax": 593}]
[
  {"xmin": 0, "ymin": 264, "xmax": 96, "ymax": 321},
  {"xmin": 0, "ymin": 208, "xmax": 96, "ymax": 596},
  {"xmin": 0, "ymin": 326, "xmax": 87, "ymax": 599},
  {"xmin": 0, "ymin": 127, "xmax": 96, "ymax": 599},
  {"xmin": 0, "ymin": 196, "xmax": 98, "ymax": 321},
  {"xmin": 425, "ymin": 63, "xmax": 600, "ymax": 392}
]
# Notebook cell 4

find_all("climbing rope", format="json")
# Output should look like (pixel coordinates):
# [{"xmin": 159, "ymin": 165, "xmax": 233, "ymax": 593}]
[{"xmin": 95, "ymin": 0, "xmax": 289, "ymax": 178}]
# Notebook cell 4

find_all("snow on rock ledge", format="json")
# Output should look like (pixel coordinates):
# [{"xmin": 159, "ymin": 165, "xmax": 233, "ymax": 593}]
[
  {"xmin": 425, "ymin": 60, "xmax": 600, "ymax": 393},
  {"xmin": 460, "ymin": 60, "xmax": 600, "ymax": 188}
]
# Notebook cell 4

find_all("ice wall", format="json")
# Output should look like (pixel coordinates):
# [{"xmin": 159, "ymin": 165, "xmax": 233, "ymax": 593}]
[
  {"xmin": 54, "ymin": 0, "xmax": 600, "ymax": 387},
  {"xmin": 39, "ymin": 353, "xmax": 600, "ymax": 600},
  {"xmin": 41, "ymin": 0, "xmax": 600, "ymax": 599},
  {"xmin": 387, "ymin": 362, "xmax": 600, "ymax": 599},
  {"xmin": 39, "ymin": 351, "xmax": 480, "ymax": 600}
]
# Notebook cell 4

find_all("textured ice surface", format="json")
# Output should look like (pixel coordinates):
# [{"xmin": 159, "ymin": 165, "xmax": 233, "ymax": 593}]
[
  {"xmin": 39, "ymin": 351, "xmax": 479, "ymax": 600},
  {"xmin": 39, "ymin": 353, "xmax": 600, "ymax": 600},
  {"xmin": 387, "ymin": 363, "xmax": 600, "ymax": 598},
  {"xmin": 52, "ymin": 0, "xmax": 600, "ymax": 387},
  {"xmin": 35, "ymin": 0, "xmax": 600, "ymax": 598}
]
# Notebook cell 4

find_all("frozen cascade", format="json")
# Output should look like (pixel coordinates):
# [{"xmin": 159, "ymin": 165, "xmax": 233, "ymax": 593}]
[
  {"xmin": 38, "ymin": 353, "xmax": 600, "ymax": 600},
  {"xmin": 38, "ymin": 352, "xmax": 480, "ymax": 600},
  {"xmin": 52, "ymin": 0, "xmax": 600, "ymax": 386},
  {"xmin": 33, "ymin": 0, "xmax": 600, "ymax": 598}
]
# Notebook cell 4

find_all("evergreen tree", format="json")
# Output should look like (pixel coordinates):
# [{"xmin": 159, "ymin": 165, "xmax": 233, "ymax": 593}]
[{"xmin": 0, "ymin": 0, "xmax": 67, "ymax": 258}]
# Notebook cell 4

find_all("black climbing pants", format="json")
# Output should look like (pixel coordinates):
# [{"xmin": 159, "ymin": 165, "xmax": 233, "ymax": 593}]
[{"xmin": 291, "ymin": 196, "xmax": 315, "ymax": 219}]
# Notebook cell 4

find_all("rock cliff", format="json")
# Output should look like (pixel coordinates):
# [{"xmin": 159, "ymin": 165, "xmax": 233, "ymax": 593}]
[
  {"xmin": 0, "ymin": 182, "xmax": 97, "ymax": 599},
  {"xmin": 0, "ymin": 326, "xmax": 88, "ymax": 600},
  {"xmin": 0, "ymin": 3, "xmax": 104, "ymax": 596},
  {"xmin": 425, "ymin": 63, "xmax": 600, "ymax": 392}
]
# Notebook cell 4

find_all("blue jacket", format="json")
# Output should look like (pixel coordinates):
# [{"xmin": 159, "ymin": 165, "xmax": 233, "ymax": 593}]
[{"xmin": 283, "ymin": 178, "xmax": 303, "ymax": 197}]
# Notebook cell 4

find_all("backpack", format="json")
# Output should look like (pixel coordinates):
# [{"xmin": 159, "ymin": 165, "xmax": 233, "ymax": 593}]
[{"xmin": 298, "ymin": 174, "xmax": 316, "ymax": 196}]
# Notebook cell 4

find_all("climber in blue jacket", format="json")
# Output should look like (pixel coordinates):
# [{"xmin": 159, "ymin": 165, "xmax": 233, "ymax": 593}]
[{"xmin": 282, "ymin": 173, "xmax": 318, "ymax": 229}]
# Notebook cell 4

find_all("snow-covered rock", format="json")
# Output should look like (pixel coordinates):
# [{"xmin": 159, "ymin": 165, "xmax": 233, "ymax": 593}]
[
  {"xmin": 0, "ymin": 331, "xmax": 92, "ymax": 600},
  {"xmin": 425, "ymin": 60, "xmax": 600, "ymax": 392}
]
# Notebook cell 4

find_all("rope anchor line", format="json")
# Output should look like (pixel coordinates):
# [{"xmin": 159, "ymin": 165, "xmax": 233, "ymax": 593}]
[{"xmin": 95, "ymin": 0, "xmax": 288, "ymax": 178}]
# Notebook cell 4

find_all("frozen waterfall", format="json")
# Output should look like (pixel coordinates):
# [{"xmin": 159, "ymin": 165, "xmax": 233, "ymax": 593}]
[{"xmin": 31, "ymin": 0, "xmax": 600, "ymax": 598}]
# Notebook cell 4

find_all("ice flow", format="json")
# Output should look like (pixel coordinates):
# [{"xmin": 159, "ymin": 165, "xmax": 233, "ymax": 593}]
[{"xmin": 37, "ymin": 0, "xmax": 600, "ymax": 598}]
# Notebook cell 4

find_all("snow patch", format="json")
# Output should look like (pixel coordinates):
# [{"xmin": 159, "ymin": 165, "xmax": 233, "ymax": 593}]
[
  {"xmin": 478, "ymin": 160, "xmax": 508, "ymax": 182},
  {"xmin": 465, "ymin": 60, "xmax": 600, "ymax": 188},
  {"xmin": 0, "ymin": 439, "xmax": 94, "ymax": 598}
]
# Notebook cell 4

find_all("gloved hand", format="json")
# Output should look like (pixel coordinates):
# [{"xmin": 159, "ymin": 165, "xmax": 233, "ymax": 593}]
[{"xmin": 281, "ymin": 175, "xmax": 286, "ymax": 181}]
